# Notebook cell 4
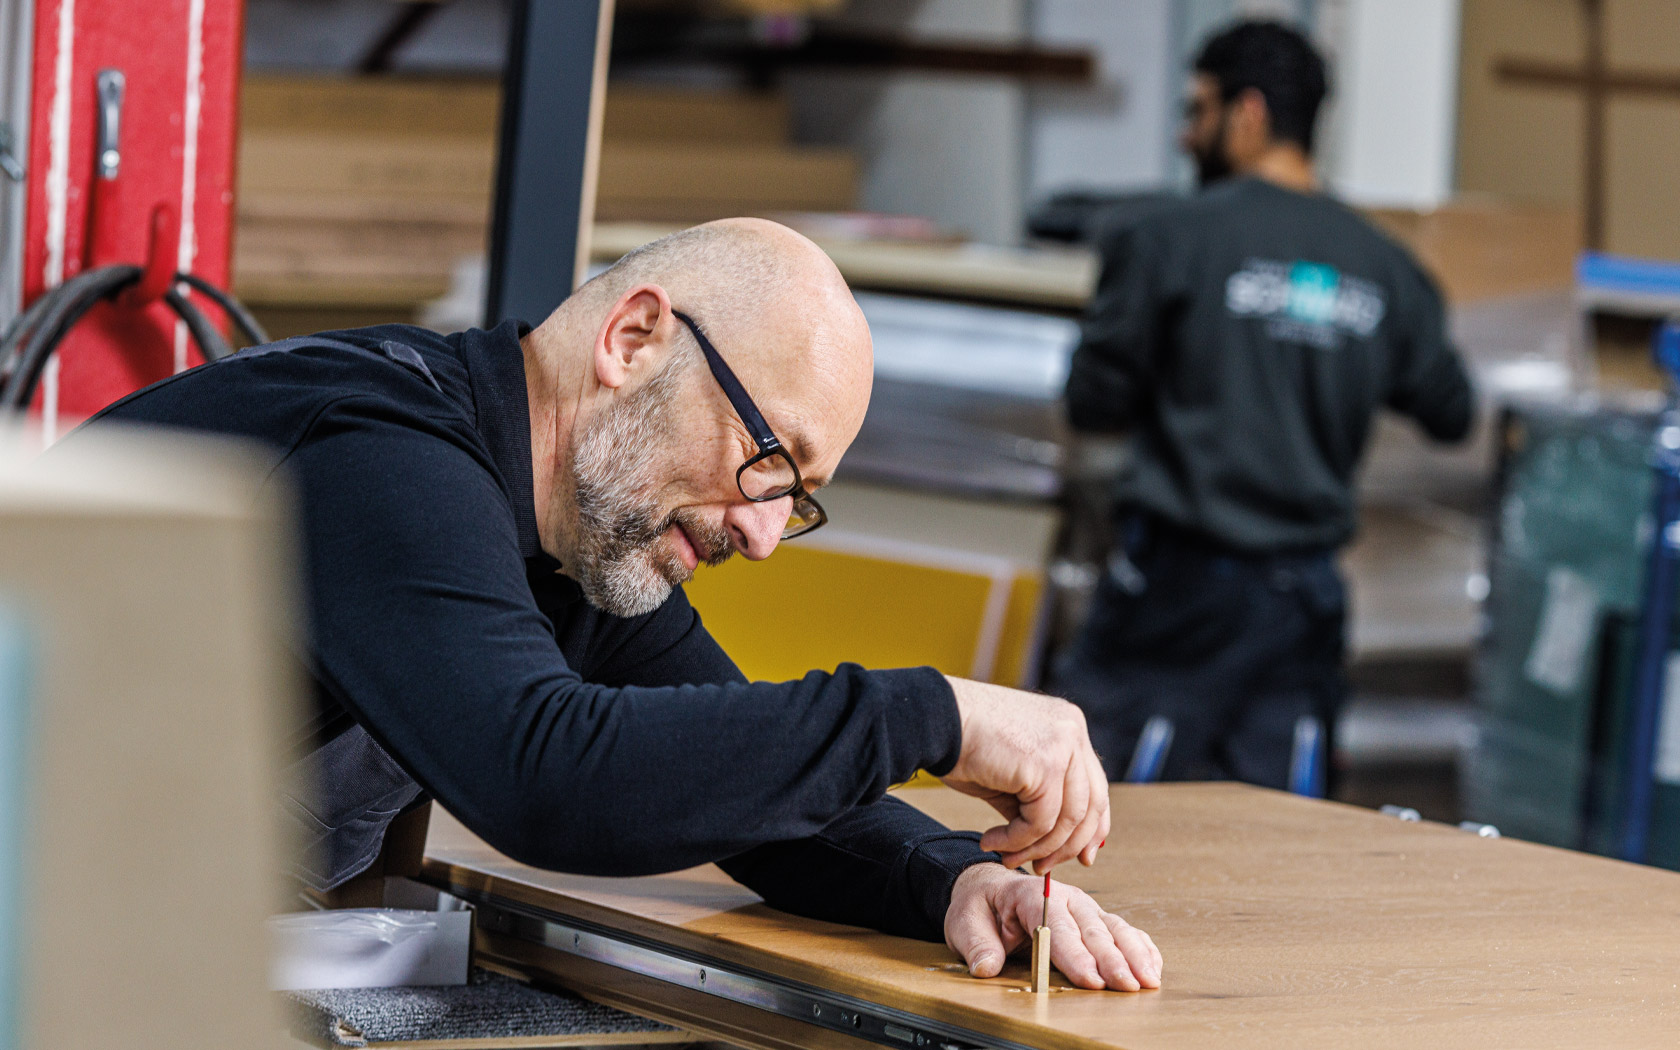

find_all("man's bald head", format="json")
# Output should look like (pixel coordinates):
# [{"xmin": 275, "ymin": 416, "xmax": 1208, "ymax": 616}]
[
  {"xmin": 523, "ymin": 219, "xmax": 875, "ymax": 615},
  {"xmin": 574, "ymin": 218, "xmax": 871, "ymax": 405},
  {"xmin": 578, "ymin": 218, "xmax": 826, "ymax": 321}
]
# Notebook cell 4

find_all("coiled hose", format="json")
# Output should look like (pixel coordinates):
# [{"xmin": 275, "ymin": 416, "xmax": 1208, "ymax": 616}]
[{"xmin": 0, "ymin": 266, "xmax": 267, "ymax": 411}]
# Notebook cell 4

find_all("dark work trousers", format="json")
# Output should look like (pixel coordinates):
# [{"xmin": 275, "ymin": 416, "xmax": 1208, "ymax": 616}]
[{"xmin": 1048, "ymin": 516, "xmax": 1348, "ymax": 790}]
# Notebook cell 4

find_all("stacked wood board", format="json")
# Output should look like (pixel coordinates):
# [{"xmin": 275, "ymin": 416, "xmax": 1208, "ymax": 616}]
[{"xmin": 234, "ymin": 75, "xmax": 858, "ymax": 329}]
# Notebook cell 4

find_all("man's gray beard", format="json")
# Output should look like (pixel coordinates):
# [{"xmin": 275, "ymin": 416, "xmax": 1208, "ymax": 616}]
[{"xmin": 567, "ymin": 367, "xmax": 691, "ymax": 617}]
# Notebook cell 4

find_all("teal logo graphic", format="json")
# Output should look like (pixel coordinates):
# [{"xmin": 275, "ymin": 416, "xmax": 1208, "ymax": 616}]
[
  {"xmin": 1287, "ymin": 262, "xmax": 1341, "ymax": 325},
  {"xmin": 1226, "ymin": 258, "xmax": 1386, "ymax": 349}
]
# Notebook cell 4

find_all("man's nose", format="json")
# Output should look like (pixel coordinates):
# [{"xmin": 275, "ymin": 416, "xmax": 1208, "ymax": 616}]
[{"xmin": 723, "ymin": 498, "xmax": 788, "ymax": 561}]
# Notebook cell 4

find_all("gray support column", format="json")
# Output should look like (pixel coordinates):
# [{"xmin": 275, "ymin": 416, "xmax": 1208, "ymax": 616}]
[
  {"xmin": 0, "ymin": 0, "xmax": 35, "ymax": 330},
  {"xmin": 484, "ymin": 0, "xmax": 615, "ymax": 326}
]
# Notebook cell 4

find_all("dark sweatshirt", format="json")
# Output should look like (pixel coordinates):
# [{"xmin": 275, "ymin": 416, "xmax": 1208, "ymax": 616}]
[
  {"xmin": 74, "ymin": 320, "xmax": 994, "ymax": 941},
  {"xmin": 1066, "ymin": 177, "xmax": 1475, "ymax": 552}
]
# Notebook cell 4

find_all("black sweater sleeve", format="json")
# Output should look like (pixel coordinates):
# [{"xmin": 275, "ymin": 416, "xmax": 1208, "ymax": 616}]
[
  {"xmin": 721, "ymin": 800, "xmax": 995, "ymax": 941},
  {"xmin": 1065, "ymin": 221, "xmax": 1162, "ymax": 432},
  {"xmin": 288, "ymin": 397, "xmax": 970, "ymax": 893},
  {"xmin": 1386, "ymin": 261, "xmax": 1476, "ymax": 443},
  {"xmin": 583, "ymin": 592, "xmax": 997, "ymax": 941}
]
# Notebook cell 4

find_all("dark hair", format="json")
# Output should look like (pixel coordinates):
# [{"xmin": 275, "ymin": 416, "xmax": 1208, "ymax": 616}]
[{"xmin": 1193, "ymin": 20, "xmax": 1329, "ymax": 153}]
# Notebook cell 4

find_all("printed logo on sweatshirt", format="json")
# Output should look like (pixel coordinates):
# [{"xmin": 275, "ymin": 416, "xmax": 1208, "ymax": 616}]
[{"xmin": 1225, "ymin": 259, "xmax": 1386, "ymax": 349}]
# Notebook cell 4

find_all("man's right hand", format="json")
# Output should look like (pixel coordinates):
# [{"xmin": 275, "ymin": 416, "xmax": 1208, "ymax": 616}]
[{"xmin": 940, "ymin": 677, "xmax": 1110, "ymax": 872}]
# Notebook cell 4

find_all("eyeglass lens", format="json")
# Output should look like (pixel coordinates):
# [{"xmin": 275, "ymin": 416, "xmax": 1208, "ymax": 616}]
[
  {"xmin": 783, "ymin": 495, "xmax": 825, "ymax": 539},
  {"xmin": 740, "ymin": 452, "xmax": 799, "ymax": 501}
]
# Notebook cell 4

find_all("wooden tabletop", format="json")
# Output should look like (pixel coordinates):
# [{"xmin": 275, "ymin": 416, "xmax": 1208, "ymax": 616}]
[{"xmin": 423, "ymin": 784, "xmax": 1680, "ymax": 1050}]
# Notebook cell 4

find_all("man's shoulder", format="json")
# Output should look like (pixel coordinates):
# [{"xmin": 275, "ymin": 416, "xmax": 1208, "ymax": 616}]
[
  {"xmin": 90, "ymin": 321, "xmax": 481, "ymax": 455},
  {"xmin": 1207, "ymin": 181, "xmax": 1435, "ymax": 285},
  {"xmin": 1098, "ymin": 181, "xmax": 1316, "ymax": 248},
  {"xmin": 302, "ymin": 323, "xmax": 458, "ymax": 356},
  {"xmin": 1093, "ymin": 192, "xmax": 1200, "ymax": 246}
]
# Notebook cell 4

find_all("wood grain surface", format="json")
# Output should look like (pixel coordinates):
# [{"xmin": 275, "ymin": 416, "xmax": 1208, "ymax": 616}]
[{"xmin": 422, "ymin": 784, "xmax": 1680, "ymax": 1050}]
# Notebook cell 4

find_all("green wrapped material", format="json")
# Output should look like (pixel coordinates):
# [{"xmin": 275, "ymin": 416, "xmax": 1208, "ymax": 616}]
[
  {"xmin": 1467, "ymin": 398, "xmax": 1680, "ymax": 865},
  {"xmin": 1493, "ymin": 404, "xmax": 1653, "ymax": 610}
]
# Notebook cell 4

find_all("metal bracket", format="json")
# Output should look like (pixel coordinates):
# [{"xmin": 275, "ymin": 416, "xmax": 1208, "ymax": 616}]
[
  {"xmin": 458, "ymin": 891, "xmax": 1035, "ymax": 1050},
  {"xmin": 95, "ymin": 69, "xmax": 124, "ymax": 179}
]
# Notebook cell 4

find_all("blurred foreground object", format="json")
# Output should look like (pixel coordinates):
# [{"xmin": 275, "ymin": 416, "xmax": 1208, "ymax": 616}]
[{"xmin": 0, "ymin": 426, "xmax": 297, "ymax": 1050}]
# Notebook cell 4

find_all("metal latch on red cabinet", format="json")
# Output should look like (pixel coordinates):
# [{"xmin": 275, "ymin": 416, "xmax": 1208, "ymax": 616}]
[{"xmin": 95, "ymin": 69, "xmax": 125, "ymax": 179}]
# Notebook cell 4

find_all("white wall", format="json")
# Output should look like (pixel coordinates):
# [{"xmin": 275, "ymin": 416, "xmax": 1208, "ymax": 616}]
[
  {"xmin": 1024, "ymin": 0, "xmax": 1176, "ymax": 200},
  {"xmin": 786, "ymin": 0, "xmax": 1028, "ymax": 245},
  {"xmin": 1320, "ymin": 0, "xmax": 1461, "ymax": 208}
]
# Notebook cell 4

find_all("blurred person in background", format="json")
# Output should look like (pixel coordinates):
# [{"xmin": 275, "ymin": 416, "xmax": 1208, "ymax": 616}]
[{"xmin": 1048, "ymin": 20, "xmax": 1475, "ymax": 789}]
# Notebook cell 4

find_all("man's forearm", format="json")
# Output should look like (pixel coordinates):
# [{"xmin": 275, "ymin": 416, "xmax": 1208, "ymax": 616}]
[
  {"xmin": 719, "ymin": 796, "xmax": 998, "ymax": 941},
  {"xmin": 433, "ymin": 664, "xmax": 962, "ymax": 877}
]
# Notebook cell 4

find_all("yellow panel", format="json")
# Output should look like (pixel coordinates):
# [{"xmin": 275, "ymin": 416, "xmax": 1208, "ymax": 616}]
[{"xmin": 685, "ymin": 546, "xmax": 998, "ymax": 683}]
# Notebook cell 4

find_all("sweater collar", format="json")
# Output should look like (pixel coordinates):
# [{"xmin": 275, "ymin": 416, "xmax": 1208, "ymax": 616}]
[{"xmin": 457, "ymin": 319, "xmax": 548, "ymax": 563}]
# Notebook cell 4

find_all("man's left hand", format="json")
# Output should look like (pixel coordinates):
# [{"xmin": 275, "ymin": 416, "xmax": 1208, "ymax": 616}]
[{"xmin": 943, "ymin": 863, "xmax": 1162, "ymax": 991}]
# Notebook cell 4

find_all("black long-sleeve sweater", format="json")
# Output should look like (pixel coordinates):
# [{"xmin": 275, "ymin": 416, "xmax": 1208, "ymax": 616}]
[
  {"xmin": 74, "ymin": 320, "xmax": 995, "ymax": 941},
  {"xmin": 1067, "ymin": 177, "xmax": 1475, "ymax": 552}
]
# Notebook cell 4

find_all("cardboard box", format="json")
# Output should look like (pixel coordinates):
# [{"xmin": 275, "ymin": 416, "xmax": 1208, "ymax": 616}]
[
  {"xmin": 1457, "ymin": 0, "xmax": 1680, "ymax": 261},
  {"xmin": 1364, "ymin": 199, "xmax": 1581, "ymax": 304},
  {"xmin": 2, "ymin": 427, "xmax": 298, "ymax": 1050}
]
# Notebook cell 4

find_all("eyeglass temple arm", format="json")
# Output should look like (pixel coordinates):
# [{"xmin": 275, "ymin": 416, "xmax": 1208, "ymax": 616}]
[{"xmin": 674, "ymin": 311, "xmax": 782, "ymax": 452}]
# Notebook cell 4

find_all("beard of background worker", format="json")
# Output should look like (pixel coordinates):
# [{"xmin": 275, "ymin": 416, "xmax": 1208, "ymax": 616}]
[
  {"xmin": 1048, "ymin": 22, "xmax": 1475, "ymax": 791},
  {"xmin": 1182, "ymin": 74, "xmax": 1238, "ymax": 186},
  {"xmin": 75, "ymin": 216, "xmax": 1161, "ymax": 993}
]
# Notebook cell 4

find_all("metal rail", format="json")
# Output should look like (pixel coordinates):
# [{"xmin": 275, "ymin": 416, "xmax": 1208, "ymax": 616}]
[{"xmin": 447, "ymin": 885, "xmax": 1041, "ymax": 1050}]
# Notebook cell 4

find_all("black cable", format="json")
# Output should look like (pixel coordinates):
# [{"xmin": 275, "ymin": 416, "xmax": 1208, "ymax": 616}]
[
  {"xmin": 0, "ymin": 267, "xmax": 264, "ymax": 410},
  {"xmin": 2, "ymin": 266, "xmax": 141, "ymax": 411},
  {"xmin": 0, "ymin": 283, "xmax": 59, "ymax": 383},
  {"xmin": 172, "ymin": 270, "xmax": 268, "ymax": 349},
  {"xmin": 163, "ymin": 286, "xmax": 233, "ymax": 363}
]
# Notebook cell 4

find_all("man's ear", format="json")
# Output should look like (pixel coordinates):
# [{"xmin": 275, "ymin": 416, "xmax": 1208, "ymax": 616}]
[
  {"xmin": 1232, "ymin": 86, "xmax": 1272, "ymax": 145},
  {"xmin": 595, "ymin": 285, "xmax": 674, "ymax": 391}
]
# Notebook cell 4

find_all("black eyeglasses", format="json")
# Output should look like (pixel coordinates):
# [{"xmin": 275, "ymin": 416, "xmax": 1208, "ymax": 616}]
[{"xmin": 674, "ymin": 311, "xmax": 828, "ymax": 539}]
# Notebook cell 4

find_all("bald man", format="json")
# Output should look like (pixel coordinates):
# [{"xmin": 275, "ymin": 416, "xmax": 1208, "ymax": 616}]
[{"xmin": 76, "ymin": 219, "xmax": 1160, "ymax": 991}]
